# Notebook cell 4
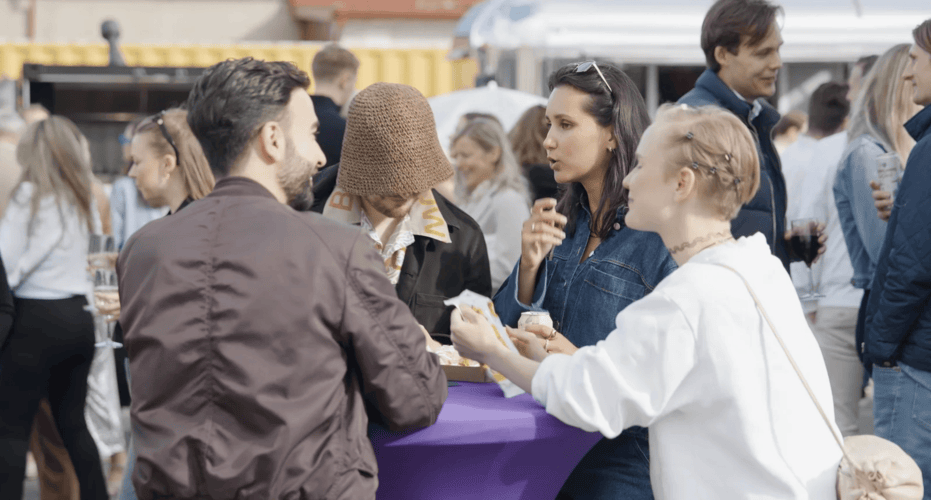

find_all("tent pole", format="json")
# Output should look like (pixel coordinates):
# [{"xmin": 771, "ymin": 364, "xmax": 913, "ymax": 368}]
[{"xmin": 646, "ymin": 64, "xmax": 659, "ymax": 118}]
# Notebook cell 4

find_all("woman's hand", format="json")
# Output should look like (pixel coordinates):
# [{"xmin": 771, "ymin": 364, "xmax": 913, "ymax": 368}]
[
  {"xmin": 450, "ymin": 307, "xmax": 509, "ymax": 365},
  {"xmin": 783, "ymin": 222, "xmax": 828, "ymax": 264},
  {"xmin": 526, "ymin": 324, "xmax": 578, "ymax": 356},
  {"xmin": 507, "ymin": 327, "xmax": 550, "ymax": 362},
  {"xmin": 94, "ymin": 290, "xmax": 120, "ymax": 320},
  {"xmin": 520, "ymin": 198, "xmax": 568, "ymax": 272},
  {"xmin": 869, "ymin": 180, "xmax": 893, "ymax": 222}
]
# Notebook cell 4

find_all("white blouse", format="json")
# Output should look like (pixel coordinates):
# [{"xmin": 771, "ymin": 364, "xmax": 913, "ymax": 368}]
[
  {"xmin": 1, "ymin": 182, "xmax": 100, "ymax": 299},
  {"xmin": 532, "ymin": 234, "xmax": 842, "ymax": 500},
  {"xmin": 459, "ymin": 181, "xmax": 529, "ymax": 291}
]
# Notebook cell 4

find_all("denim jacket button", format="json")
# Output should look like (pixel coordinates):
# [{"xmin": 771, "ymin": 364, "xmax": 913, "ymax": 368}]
[{"xmin": 613, "ymin": 222, "xmax": 621, "ymax": 230}]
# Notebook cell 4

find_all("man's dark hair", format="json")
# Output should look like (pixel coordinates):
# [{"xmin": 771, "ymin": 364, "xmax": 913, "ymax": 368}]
[
  {"xmin": 701, "ymin": 0, "xmax": 783, "ymax": 72},
  {"xmin": 186, "ymin": 58, "xmax": 311, "ymax": 177},
  {"xmin": 807, "ymin": 82, "xmax": 850, "ymax": 136},
  {"xmin": 855, "ymin": 55, "xmax": 879, "ymax": 76},
  {"xmin": 548, "ymin": 62, "xmax": 651, "ymax": 241}
]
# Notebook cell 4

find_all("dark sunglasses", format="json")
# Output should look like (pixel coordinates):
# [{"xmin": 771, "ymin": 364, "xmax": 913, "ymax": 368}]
[
  {"xmin": 154, "ymin": 110, "xmax": 181, "ymax": 164},
  {"xmin": 576, "ymin": 61, "xmax": 613, "ymax": 99}
]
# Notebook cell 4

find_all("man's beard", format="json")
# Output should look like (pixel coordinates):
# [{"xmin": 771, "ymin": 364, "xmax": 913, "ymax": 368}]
[
  {"xmin": 280, "ymin": 143, "xmax": 316, "ymax": 212},
  {"xmin": 287, "ymin": 178, "xmax": 314, "ymax": 212}
]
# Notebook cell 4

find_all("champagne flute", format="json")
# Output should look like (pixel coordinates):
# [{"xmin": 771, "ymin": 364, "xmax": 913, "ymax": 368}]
[
  {"xmin": 790, "ymin": 219, "xmax": 825, "ymax": 300},
  {"xmin": 88, "ymin": 234, "xmax": 117, "ymax": 271},
  {"xmin": 93, "ymin": 268, "xmax": 123, "ymax": 349}
]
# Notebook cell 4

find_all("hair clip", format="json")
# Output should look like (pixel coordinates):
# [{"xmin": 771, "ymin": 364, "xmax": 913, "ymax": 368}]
[
  {"xmin": 709, "ymin": 167, "xmax": 717, "ymax": 175},
  {"xmin": 690, "ymin": 162, "xmax": 699, "ymax": 169},
  {"xmin": 685, "ymin": 132, "xmax": 694, "ymax": 140},
  {"xmin": 724, "ymin": 153, "xmax": 732, "ymax": 162},
  {"xmin": 734, "ymin": 178, "xmax": 741, "ymax": 185}
]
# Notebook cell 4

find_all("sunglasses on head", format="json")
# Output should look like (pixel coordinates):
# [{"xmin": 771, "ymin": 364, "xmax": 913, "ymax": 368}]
[
  {"xmin": 154, "ymin": 110, "xmax": 181, "ymax": 165},
  {"xmin": 576, "ymin": 61, "xmax": 613, "ymax": 99}
]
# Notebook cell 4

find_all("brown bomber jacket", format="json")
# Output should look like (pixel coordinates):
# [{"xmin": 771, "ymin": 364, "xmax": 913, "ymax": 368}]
[{"xmin": 117, "ymin": 177, "xmax": 447, "ymax": 500}]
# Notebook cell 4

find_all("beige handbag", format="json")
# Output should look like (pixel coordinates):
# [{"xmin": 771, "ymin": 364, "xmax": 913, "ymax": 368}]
[{"xmin": 717, "ymin": 264, "xmax": 924, "ymax": 500}]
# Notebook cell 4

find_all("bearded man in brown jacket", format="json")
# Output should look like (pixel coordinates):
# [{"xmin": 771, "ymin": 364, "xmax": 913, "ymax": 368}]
[{"xmin": 116, "ymin": 58, "xmax": 448, "ymax": 500}]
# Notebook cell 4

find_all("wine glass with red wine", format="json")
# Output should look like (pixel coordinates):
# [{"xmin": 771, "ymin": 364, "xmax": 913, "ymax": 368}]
[{"xmin": 790, "ymin": 218, "xmax": 825, "ymax": 300}]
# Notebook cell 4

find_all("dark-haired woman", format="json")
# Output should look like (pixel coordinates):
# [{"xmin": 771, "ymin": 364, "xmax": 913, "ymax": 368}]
[{"xmin": 493, "ymin": 62, "xmax": 676, "ymax": 500}]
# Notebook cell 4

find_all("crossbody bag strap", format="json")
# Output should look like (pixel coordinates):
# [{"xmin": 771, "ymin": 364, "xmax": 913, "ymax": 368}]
[
  {"xmin": 11, "ymin": 229, "xmax": 66, "ymax": 294},
  {"xmin": 714, "ymin": 263, "xmax": 854, "ymax": 465}
]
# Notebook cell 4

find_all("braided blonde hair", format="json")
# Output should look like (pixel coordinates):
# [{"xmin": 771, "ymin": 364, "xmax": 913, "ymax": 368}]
[{"xmin": 654, "ymin": 104, "xmax": 761, "ymax": 220}]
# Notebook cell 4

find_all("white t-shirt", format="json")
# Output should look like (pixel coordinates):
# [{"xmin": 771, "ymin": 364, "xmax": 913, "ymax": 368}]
[{"xmin": 532, "ymin": 234, "xmax": 841, "ymax": 500}]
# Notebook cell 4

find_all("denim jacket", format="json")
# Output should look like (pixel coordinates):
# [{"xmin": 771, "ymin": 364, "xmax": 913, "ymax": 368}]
[
  {"xmin": 833, "ymin": 134, "xmax": 889, "ymax": 290},
  {"xmin": 493, "ymin": 202, "xmax": 677, "ymax": 347}
]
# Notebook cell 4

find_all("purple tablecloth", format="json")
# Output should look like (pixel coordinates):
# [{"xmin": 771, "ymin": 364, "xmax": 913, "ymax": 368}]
[{"xmin": 369, "ymin": 382, "xmax": 602, "ymax": 500}]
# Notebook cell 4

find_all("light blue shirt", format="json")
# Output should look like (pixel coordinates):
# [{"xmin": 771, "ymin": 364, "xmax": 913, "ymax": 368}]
[{"xmin": 109, "ymin": 176, "xmax": 167, "ymax": 250}]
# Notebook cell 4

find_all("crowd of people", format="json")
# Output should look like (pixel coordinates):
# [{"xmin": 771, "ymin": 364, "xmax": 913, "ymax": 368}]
[{"xmin": 1, "ymin": 0, "xmax": 930, "ymax": 498}]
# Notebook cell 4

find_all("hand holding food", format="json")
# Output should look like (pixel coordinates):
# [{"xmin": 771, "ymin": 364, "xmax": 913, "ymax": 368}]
[{"xmin": 450, "ymin": 307, "xmax": 509, "ymax": 366}]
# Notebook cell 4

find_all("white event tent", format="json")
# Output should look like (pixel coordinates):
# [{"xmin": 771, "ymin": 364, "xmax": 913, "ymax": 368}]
[{"xmin": 455, "ymin": 0, "xmax": 930, "ymax": 112}]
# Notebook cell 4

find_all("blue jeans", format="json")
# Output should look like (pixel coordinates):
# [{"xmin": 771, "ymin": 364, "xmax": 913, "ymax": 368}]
[
  {"xmin": 118, "ymin": 437, "xmax": 138, "ymax": 500},
  {"xmin": 873, "ymin": 362, "xmax": 931, "ymax": 499},
  {"xmin": 556, "ymin": 426, "xmax": 653, "ymax": 500}
]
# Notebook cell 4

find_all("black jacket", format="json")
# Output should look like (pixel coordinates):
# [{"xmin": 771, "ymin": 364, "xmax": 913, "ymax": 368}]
[
  {"xmin": 865, "ymin": 105, "xmax": 931, "ymax": 371},
  {"xmin": 310, "ymin": 95, "xmax": 346, "ymax": 169},
  {"xmin": 312, "ymin": 173, "xmax": 492, "ymax": 340},
  {"xmin": 0, "ymin": 255, "xmax": 13, "ymax": 349}
]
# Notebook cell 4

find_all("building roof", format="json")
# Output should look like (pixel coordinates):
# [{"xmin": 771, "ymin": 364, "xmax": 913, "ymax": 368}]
[{"xmin": 290, "ymin": 0, "xmax": 485, "ymax": 21}]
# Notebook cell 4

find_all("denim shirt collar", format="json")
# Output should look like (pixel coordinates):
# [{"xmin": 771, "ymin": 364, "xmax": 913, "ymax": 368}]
[
  {"xmin": 576, "ymin": 192, "xmax": 627, "ymax": 230},
  {"xmin": 694, "ymin": 68, "xmax": 780, "ymax": 130},
  {"xmin": 905, "ymin": 105, "xmax": 931, "ymax": 143}
]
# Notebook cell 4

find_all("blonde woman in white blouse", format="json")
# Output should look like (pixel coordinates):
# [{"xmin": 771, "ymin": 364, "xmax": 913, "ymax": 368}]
[
  {"xmin": 450, "ymin": 118, "xmax": 530, "ymax": 290},
  {"xmin": 451, "ymin": 104, "xmax": 842, "ymax": 499},
  {"xmin": 0, "ymin": 116, "xmax": 108, "ymax": 499}
]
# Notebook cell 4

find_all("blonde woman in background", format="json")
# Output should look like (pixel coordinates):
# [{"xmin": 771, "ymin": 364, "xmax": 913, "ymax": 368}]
[
  {"xmin": 833, "ymin": 44, "xmax": 922, "ymax": 389},
  {"xmin": 115, "ymin": 107, "xmax": 215, "ymax": 500},
  {"xmin": 451, "ymin": 118, "xmax": 530, "ymax": 290},
  {"xmin": 0, "ymin": 116, "xmax": 108, "ymax": 499},
  {"xmin": 110, "ymin": 120, "xmax": 168, "ymax": 250}
]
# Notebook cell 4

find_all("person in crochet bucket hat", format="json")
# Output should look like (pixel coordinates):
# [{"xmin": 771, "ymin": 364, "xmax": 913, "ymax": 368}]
[
  {"xmin": 316, "ymin": 82, "xmax": 492, "ymax": 340},
  {"xmin": 337, "ymin": 82, "xmax": 453, "ymax": 196}
]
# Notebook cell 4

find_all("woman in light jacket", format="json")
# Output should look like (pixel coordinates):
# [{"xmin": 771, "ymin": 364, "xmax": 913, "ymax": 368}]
[
  {"xmin": 452, "ymin": 104, "xmax": 842, "ymax": 499},
  {"xmin": 0, "ymin": 116, "xmax": 108, "ymax": 499},
  {"xmin": 833, "ymin": 44, "xmax": 921, "ymax": 373},
  {"xmin": 493, "ymin": 62, "xmax": 676, "ymax": 500},
  {"xmin": 451, "ymin": 118, "xmax": 530, "ymax": 290}
]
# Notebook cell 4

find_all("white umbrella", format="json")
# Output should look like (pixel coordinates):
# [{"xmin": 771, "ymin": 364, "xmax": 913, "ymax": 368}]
[{"xmin": 428, "ymin": 80, "xmax": 548, "ymax": 152}]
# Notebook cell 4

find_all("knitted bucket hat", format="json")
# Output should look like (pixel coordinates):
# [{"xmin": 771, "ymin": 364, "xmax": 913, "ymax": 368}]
[{"xmin": 338, "ymin": 82, "xmax": 453, "ymax": 196}]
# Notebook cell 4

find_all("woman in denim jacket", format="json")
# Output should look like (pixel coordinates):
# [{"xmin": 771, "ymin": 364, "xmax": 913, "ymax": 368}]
[
  {"xmin": 833, "ymin": 44, "xmax": 921, "ymax": 369},
  {"xmin": 493, "ymin": 62, "xmax": 676, "ymax": 500}
]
